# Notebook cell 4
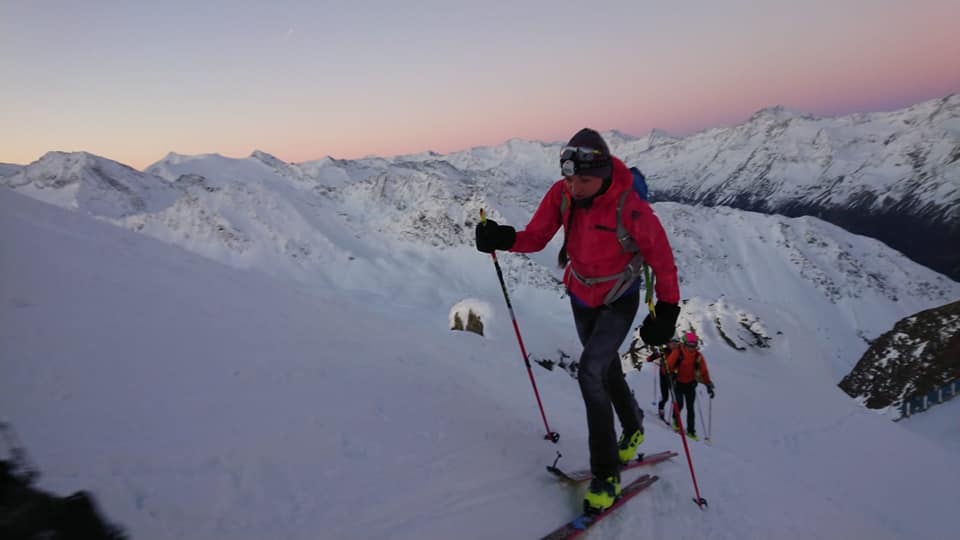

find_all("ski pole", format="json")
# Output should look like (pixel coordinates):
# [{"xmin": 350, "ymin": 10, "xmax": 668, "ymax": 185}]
[
  {"xmin": 708, "ymin": 393, "xmax": 713, "ymax": 443},
  {"xmin": 696, "ymin": 389, "xmax": 710, "ymax": 446},
  {"xmin": 655, "ymin": 347, "xmax": 672, "ymax": 423},
  {"xmin": 651, "ymin": 362, "xmax": 657, "ymax": 407},
  {"xmin": 668, "ymin": 373, "xmax": 708, "ymax": 508},
  {"xmin": 479, "ymin": 209, "xmax": 559, "ymax": 444}
]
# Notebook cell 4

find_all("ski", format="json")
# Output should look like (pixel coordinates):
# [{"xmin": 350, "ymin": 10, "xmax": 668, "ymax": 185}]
[
  {"xmin": 540, "ymin": 474, "xmax": 659, "ymax": 540},
  {"xmin": 547, "ymin": 450, "xmax": 677, "ymax": 483},
  {"xmin": 643, "ymin": 408, "xmax": 709, "ymax": 444}
]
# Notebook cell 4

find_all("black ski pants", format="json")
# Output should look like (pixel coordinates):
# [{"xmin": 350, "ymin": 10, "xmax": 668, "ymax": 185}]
[
  {"xmin": 672, "ymin": 381, "xmax": 697, "ymax": 433},
  {"xmin": 658, "ymin": 369, "xmax": 671, "ymax": 411},
  {"xmin": 571, "ymin": 290, "xmax": 644, "ymax": 479}
]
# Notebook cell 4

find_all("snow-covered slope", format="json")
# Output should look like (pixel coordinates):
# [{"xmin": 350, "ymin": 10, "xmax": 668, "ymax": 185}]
[
  {"xmin": 0, "ymin": 162, "xmax": 23, "ymax": 178},
  {"xmin": 3, "ymin": 143, "xmax": 957, "ymax": 377},
  {"xmin": 3, "ymin": 177, "xmax": 959, "ymax": 540}
]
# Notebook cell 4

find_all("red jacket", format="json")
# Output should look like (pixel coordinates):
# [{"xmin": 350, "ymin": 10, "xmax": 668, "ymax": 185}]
[
  {"xmin": 666, "ymin": 348, "xmax": 712, "ymax": 385},
  {"xmin": 510, "ymin": 157, "xmax": 680, "ymax": 308}
]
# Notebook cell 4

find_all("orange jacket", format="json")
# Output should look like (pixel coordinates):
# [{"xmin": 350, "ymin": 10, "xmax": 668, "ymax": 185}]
[{"xmin": 666, "ymin": 348, "xmax": 712, "ymax": 385}]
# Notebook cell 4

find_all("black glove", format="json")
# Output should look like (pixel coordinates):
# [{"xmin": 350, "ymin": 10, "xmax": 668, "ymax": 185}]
[
  {"xmin": 475, "ymin": 219, "xmax": 516, "ymax": 253},
  {"xmin": 638, "ymin": 301, "xmax": 680, "ymax": 346},
  {"xmin": 707, "ymin": 383, "xmax": 715, "ymax": 399}
]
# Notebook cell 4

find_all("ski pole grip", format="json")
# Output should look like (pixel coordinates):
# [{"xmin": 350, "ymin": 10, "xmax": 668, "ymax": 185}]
[{"xmin": 479, "ymin": 208, "xmax": 487, "ymax": 225}]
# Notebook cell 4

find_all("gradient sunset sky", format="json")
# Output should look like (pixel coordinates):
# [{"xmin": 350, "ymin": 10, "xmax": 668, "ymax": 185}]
[{"xmin": 3, "ymin": 0, "xmax": 959, "ymax": 170}]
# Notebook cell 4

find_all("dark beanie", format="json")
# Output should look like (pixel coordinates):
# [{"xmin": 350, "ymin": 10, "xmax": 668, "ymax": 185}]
[{"xmin": 565, "ymin": 128, "xmax": 613, "ymax": 181}]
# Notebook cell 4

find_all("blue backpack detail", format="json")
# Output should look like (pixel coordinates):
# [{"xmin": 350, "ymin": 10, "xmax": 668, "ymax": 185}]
[{"xmin": 630, "ymin": 167, "xmax": 649, "ymax": 201}]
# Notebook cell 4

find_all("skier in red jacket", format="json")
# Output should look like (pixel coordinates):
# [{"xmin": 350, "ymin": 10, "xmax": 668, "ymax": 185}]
[{"xmin": 475, "ymin": 128, "xmax": 681, "ymax": 514}]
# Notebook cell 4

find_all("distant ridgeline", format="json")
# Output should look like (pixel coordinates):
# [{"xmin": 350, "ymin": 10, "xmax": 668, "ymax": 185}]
[
  {"xmin": 632, "ymin": 94, "xmax": 960, "ymax": 282},
  {"xmin": 838, "ymin": 300, "xmax": 960, "ymax": 418}
]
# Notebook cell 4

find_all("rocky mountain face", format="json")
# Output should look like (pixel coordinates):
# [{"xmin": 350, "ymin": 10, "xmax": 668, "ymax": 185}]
[
  {"xmin": 839, "ymin": 300, "xmax": 960, "ymax": 411},
  {"xmin": 614, "ymin": 94, "xmax": 960, "ymax": 281}
]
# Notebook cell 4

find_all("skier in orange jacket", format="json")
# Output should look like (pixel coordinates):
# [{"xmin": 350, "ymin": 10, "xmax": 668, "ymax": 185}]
[{"xmin": 665, "ymin": 332, "xmax": 714, "ymax": 440}]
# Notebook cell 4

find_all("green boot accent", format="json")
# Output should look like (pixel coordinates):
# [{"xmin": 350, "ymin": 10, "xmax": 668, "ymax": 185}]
[
  {"xmin": 687, "ymin": 430, "xmax": 699, "ymax": 441},
  {"xmin": 618, "ymin": 429, "xmax": 644, "ymax": 464},
  {"xmin": 583, "ymin": 474, "xmax": 621, "ymax": 514}
]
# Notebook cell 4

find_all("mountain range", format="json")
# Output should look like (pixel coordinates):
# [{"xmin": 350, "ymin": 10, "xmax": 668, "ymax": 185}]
[
  {"xmin": 3, "ymin": 94, "xmax": 958, "ymax": 279},
  {"xmin": 1, "ymin": 94, "xmax": 958, "ymax": 391},
  {"xmin": 3, "ymin": 95, "xmax": 960, "ymax": 539},
  {"xmin": 618, "ymin": 94, "xmax": 960, "ymax": 282}
]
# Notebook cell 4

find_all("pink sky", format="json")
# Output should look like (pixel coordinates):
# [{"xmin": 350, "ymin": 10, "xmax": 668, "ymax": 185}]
[{"xmin": 2, "ymin": 1, "xmax": 958, "ymax": 170}]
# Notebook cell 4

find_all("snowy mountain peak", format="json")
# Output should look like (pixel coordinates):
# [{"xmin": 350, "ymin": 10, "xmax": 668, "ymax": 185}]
[
  {"xmin": 747, "ymin": 104, "xmax": 812, "ymax": 123},
  {"xmin": 250, "ymin": 149, "xmax": 304, "ymax": 180},
  {"xmin": 156, "ymin": 151, "xmax": 236, "ymax": 168},
  {"xmin": 33, "ymin": 150, "xmax": 120, "ymax": 171},
  {"xmin": 159, "ymin": 151, "xmax": 195, "ymax": 165},
  {"xmin": 895, "ymin": 92, "xmax": 959, "ymax": 123},
  {"xmin": 601, "ymin": 129, "xmax": 641, "ymax": 147},
  {"xmin": 648, "ymin": 127, "xmax": 676, "ymax": 138},
  {"xmin": 502, "ymin": 137, "xmax": 536, "ymax": 147},
  {"xmin": 644, "ymin": 128, "xmax": 680, "ymax": 149},
  {"xmin": 250, "ymin": 149, "xmax": 284, "ymax": 165},
  {"xmin": 619, "ymin": 94, "xmax": 960, "ymax": 279},
  {"xmin": 2, "ymin": 151, "xmax": 178, "ymax": 218}
]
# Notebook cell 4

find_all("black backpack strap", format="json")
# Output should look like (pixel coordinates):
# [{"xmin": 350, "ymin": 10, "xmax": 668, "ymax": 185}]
[{"xmin": 616, "ymin": 191, "xmax": 638, "ymax": 253}]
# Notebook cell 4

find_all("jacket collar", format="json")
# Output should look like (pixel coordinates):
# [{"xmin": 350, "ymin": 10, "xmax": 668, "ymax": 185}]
[{"xmin": 587, "ymin": 156, "xmax": 631, "ymax": 208}]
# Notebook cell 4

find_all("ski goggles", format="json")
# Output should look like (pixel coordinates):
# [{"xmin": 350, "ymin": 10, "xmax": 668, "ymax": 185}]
[{"xmin": 560, "ymin": 146, "xmax": 610, "ymax": 177}]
